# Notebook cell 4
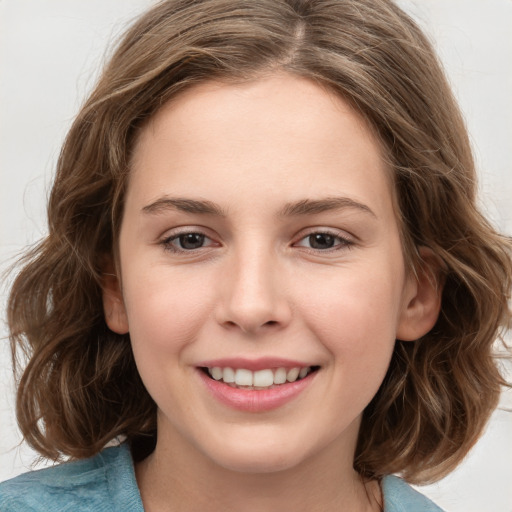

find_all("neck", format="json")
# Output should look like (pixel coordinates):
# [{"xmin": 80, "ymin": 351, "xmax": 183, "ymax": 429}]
[{"xmin": 135, "ymin": 422, "xmax": 382, "ymax": 512}]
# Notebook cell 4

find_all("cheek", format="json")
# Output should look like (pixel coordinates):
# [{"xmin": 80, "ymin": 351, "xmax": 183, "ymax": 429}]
[
  {"xmin": 122, "ymin": 266, "xmax": 216, "ymax": 356},
  {"xmin": 297, "ymin": 265, "xmax": 403, "ymax": 371},
  {"xmin": 121, "ymin": 267, "xmax": 219, "ymax": 411}
]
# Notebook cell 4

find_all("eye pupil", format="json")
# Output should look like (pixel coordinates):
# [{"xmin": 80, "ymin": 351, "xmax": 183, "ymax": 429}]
[
  {"xmin": 309, "ymin": 233, "xmax": 335, "ymax": 249},
  {"xmin": 179, "ymin": 233, "xmax": 205, "ymax": 249}
]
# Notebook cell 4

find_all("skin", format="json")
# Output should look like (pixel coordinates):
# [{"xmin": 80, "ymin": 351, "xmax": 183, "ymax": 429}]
[{"xmin": 103, "ymin": 73, "xmax": 442, "ymax": 511}]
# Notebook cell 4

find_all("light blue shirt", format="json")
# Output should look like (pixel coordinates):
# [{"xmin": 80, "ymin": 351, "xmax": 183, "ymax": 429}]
[{"xmin": 0, "ymin": 444, "xmax": 444, "ymax": 511}]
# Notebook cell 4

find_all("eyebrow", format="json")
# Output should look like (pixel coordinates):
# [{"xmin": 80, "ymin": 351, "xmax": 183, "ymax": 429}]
[
  {"xmin": 142, "ymin": 197, "xmax": 227, "ymax": 216},
  {"xmin": 141, "ymin": 196, "xmax": 375, "ymax": 218},
  {"xmin": 278, "ymin": 197, "xmax": 376, "ymax": 218}
]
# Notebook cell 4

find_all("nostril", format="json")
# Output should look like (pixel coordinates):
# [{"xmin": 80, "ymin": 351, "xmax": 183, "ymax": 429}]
[{"xmin": 222, "ymin": 319, "xmax": 280, "ymax": 332}]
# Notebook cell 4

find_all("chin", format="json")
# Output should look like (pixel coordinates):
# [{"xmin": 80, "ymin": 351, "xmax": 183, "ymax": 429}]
[
  {"xmin": 216, "ymin": 450, "xmax": 304, "ymax": 474},
  {"xmin": 201, "ymin": 433, "xmax": 315, "ymax": 474}
]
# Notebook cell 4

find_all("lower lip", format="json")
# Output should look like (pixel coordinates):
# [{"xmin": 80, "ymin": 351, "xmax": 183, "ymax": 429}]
[{"xmin": 197, "ymin": 369, "xmax": 317, "ymax": 412}]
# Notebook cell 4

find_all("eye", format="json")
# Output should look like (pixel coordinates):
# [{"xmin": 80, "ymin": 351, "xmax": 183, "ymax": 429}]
[
  {"xmin": 161, "ymin": 231, "xmax": 217, "ymax": 252},
  {"xmin": 294, "ymin": 231, "xmax": 353, "ymax": 251}
]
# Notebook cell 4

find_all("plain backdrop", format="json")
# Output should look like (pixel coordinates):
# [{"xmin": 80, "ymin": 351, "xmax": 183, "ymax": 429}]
[{"xmin": 1, "ymin": 1, "xmax": 511, "ymax": 511}]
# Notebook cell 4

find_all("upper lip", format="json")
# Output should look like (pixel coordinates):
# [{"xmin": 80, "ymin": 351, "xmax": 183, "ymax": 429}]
[{"xmin": 196, "ymin": 357, "xmax": 315, "ymax": 372}]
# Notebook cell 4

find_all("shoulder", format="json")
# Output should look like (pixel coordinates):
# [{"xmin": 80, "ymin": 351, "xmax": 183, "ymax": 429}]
[
  {"xmin": 382, "ymin": 475, "xmax": 445, "ymax": 512},
  {"xmin": 0, "ymin": 443, "xmax": 143, "ymax": 512}
]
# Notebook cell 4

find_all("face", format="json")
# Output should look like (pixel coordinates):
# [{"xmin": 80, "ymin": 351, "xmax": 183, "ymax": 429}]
[{"xmin": 104, "ymin": 73, "xmax": 439, "ymax": 475}]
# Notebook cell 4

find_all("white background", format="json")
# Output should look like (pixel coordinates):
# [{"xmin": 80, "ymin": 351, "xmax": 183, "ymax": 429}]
[{"xmin": 1, "ymin": 1, "xmax": 511, "ymax": 511}]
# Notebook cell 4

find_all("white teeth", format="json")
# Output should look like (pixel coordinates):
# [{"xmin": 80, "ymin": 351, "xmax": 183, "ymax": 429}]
[
  {"xmin": 211, "ymin": 367, "xmax": 223, "ymax": 380},
  {"xmin": 235, "ymin": 368, "xmax": 253, "ymax": 386},
  {"xmin": 207, "ymin": 366, "xmax": 314, "ymax": 388},
  {"xmin": 223, "ymin": 367, "xmax": 235, "ymax": 383},
  {"xmin": 253, "ymin": 369, "xmax": 274, "ymax": 387},
  {"xmin": 286, "ymin": 367, "xmax": 300, "ymax": 382},
  {"xmin": 274, "ymin": 367, "xmax": 287, "ymax": 384}
]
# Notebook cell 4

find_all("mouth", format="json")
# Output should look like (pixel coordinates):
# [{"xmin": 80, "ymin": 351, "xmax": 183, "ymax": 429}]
[{"xmin": 200, "ymin": 365, "xmax": 320, "ymax": 390}]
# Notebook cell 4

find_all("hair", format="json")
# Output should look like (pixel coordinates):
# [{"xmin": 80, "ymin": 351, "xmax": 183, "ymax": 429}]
[{"xmin": 7, "ymin": 0, "xmax": 511, "ymax": 484}]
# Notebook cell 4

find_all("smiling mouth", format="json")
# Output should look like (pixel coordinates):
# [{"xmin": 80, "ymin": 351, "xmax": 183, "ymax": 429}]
[{"xmin": 200, "ymin": 366, "xmax": 320, "ymax": 390}]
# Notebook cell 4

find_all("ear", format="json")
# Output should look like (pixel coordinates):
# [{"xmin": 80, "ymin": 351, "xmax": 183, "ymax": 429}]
[
  {"xmin": 101, "ymin": 257, "xmax": 129, "ymax": 335},
  {"xmin": 396, "ymin": 247, "xmax": 444, "ymax": 341}
]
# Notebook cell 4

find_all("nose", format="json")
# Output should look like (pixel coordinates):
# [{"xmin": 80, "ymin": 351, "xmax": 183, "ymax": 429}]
[{"xmin": 215, "ymin": 246, "xmax": 292, "ymax": 334}]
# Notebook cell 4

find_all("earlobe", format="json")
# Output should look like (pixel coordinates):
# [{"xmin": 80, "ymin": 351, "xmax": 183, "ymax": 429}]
[
  {"xmin": 101, "ymin": 260, "xmax": 129, "ymax": 335},
  {"xmin": 396, "ymin": 247, "xmax": 444, "ymax": 342}
]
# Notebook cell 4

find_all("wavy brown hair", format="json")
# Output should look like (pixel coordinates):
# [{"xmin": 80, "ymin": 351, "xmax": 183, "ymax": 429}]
[{"xmin": 7, "ymin": 0, "xmax": 512, "ymax": 483}]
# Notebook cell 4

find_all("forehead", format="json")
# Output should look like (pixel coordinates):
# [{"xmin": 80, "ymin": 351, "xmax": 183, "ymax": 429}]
[
  {"xmin": 128, "ymin": 73, "xmax": 395, "ymax": 219},
  {"xmin": 134, "ymin": 73, "xmax": 382, "ymax": 158}
]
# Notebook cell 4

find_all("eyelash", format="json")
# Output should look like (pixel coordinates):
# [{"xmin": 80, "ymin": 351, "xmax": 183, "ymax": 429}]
[
  {"xmin": 160, "ymin": 230, "xmax": 217, "ymax": 254},
  {"xmin": 159, "ymin": 229, "xmax": 354, "ymax": 254},
  {"xmin": 294, "ymin": 230, "xmax": 355, "ymax": 253}
]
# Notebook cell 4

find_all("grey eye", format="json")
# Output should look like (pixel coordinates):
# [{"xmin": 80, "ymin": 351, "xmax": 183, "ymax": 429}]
[
  {"xmin": 307, "ymin": 233, "xmax": 336, "ymax": 249},
  {"xmin": 177, "ymin": 233, "xmax": 205, "ymax": 249},
  {"xmin": 294, "ymin": 231, "xmax": 353, "ymax": 251}
]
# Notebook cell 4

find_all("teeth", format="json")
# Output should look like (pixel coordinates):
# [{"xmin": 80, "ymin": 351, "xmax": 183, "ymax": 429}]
[
  {"xmin": 286, "ymin": 368, "xmax": 300, "ymax": 382},
  {"xmin": 223, "ymin": 367, "xmax": 235, "ymax": 383},
  {"xmin": 235, "ymin": 368, "xmax": 253, "ymax": 386},
  {"xmin": 207, "ymin": 366, "xmax": 313, "ymax": 388},
  {"xmin": 211, "ymin": 367, "xmax": 223, "ymax": 380},
  {"xmin": 274, "ymin": 367, "xmax": 287, "ymax": 384},
  {"xmin": 253, "ymin": 369, "xmax": 274, "ymax": 387}
]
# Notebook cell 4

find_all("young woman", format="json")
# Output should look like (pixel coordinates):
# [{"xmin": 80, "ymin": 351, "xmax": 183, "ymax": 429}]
[{"xmin": 2, "ymin": 1, "xmax": 510, "ymax": 510}]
